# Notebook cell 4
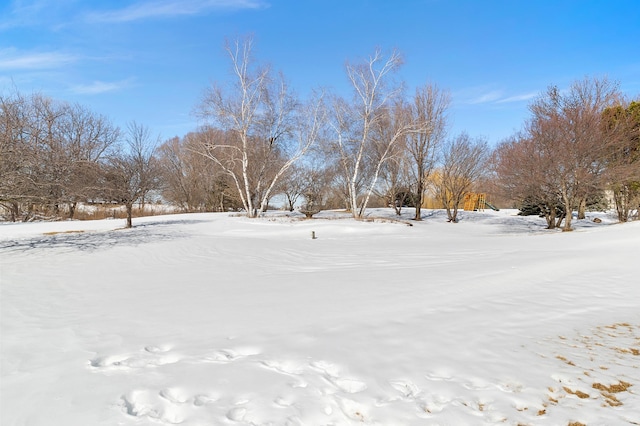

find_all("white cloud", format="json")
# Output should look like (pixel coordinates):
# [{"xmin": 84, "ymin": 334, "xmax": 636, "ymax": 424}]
[
  {"xmin": 455, "ymin": 86, "xmax": 539, "ymax": 106},
  {"xmin": 0, "ymin": 0, "xmax": 76, "ymax": 30},
  {"xmin": 71, "ymin": 78, "xmax": 134, "ymax": 95},
  {"xmin": 0, "ymin": 48, "xmax": 76, "ymax": 70},
  {"xmin": 466, "ymin": 90, "xmax": 503, "ymax": 105},
  {"xmin": 496, "ymin": 92, "xmax": 538, "ymax": 103},
  {"xmin": 85, "ymin": 0, "xmax": 267, "ymax": 23}
]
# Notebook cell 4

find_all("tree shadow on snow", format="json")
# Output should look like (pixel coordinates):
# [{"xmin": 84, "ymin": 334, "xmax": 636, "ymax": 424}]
[{"xmin": 0, "ymin": 218, "xmax": 209, "ymax": 254}]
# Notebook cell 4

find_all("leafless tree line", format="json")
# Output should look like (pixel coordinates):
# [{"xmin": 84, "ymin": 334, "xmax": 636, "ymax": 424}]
[
  {"xmin": 0, "ymin": 91, "xmax": 160, "ymax": 227},
  {"xmin": 188, "ymin": 37, "xmax": 474, "ymax": 221},
  {"xmin": 3, "ymin": 37, "xmax": 638, "ymax": 229}
]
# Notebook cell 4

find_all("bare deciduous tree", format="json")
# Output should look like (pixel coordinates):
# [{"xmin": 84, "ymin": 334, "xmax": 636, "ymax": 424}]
[
  {"xmin": 435, "ymin": 133, "xmax": 489, "ymax": 223},
  {"xmin": 196, "ymin": 36, "xmax": 325, "ymax": 217},
  {"xmin": 104, "ymin": 122, "xmax": 160, "ymax": 228},
  {"xmin": 0, "ymin": 91, "xmax": 118, "ymax": 220},
  {"xmin": 0, "ymin": 91, "xmax": 33, "ymax": 220},
  {"xmin": 276, "ymin": 164, "xmax": 307, "ymax": 212},
  {"xmin": 376, "ymin": 148, "xmax": 412, "ymax": 216},
  {"xmin": 60, "ymin": 103, "xmax": 120, "ymax": 217},
  {"xmin": 158, "ymin": 132, "xmax": 239, "ymax": 212},
  {"xmin": 528, "ymin": 77, "xmax": 621, "ymax": 230},
  {"xmin": 406, "ymin": 83, "xmax": 450, "ymax": 220},
  {"xmin": 602, "ymin": 99, "xmax": 640, "ymax": 221},
  {"xmin": 493, "ymin": 133, "xmax": 565, "ymax": 229},
  {"xmin": 330, "ymin": 49, "xmax": 426, "ymax": 218}
]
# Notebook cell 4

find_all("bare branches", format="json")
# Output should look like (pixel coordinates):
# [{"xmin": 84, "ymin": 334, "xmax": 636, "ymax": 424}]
[
  {"xmin": 527, "ymin": 77, "xmax": 621, "ymax": 230},
  {"xmin": 196, "ymin": 36, "xmax": 324, "ymax": 217},
  {"xmin": 436, "ymin": 133, "xmax": 489, "ymax": 222},
  {"xmin": 406, "ymin": 83, "xmax": 450, "ymax": 220},
  {"xmin": 0, "ymin": 91, "xmax": 119, "ymax": 221},
  {"xmin": 103, "ymin": 122, "xmax": 160, "ymax": 228},
  {"xmin": 602, "ymin": 98, "xmax": 640, "ymax": 221},
  {"xmin": 331, "ymin": 48, "xmax": 411, "ymax": 218},
  {"xmin": 494, "ymin": 77, "xmax": 631, "ymax": 229}
]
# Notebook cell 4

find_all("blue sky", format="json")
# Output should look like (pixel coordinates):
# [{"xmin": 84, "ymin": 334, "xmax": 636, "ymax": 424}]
[{"xmin": 2, "ymin": 0, "xmax": 639, "ymax": 145}]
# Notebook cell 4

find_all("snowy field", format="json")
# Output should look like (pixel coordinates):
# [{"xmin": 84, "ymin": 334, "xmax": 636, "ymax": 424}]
[{"xmin": 1, "ymin": 208, "xmax": 639, "ymax": 426}]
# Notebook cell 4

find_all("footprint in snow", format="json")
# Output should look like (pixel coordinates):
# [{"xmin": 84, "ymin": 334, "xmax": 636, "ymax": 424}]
[
  {"xmin": 159, "ymin": 387, "xmax": 190, "ymax": 404},
  {"xmin": 226, "ymin": 406, "xmax": 247, "ymax": 422},
  {"xmin": 144, "ymin": 344, "xmax": 173, "ymax": 354},
  {"xmin": 203, "ymin": 347, "xmax": 261, "ymax": 363},
  {"xmin": 329, "ymin": 377, "xmax": 367, "ymax": 394},
  {"xmin": 389, "ymin": 379, "xmax": 421, "ymax": 399},
  {"xmin": 425, "ymin": 370, "xmax": 454, "ymax": 382},
  {"xmin": 461, "ymin": 377, "xmax": 494, "ymax": 391},
  {"xmin": 273, "ymin": 395, "xmax": 295, "ymax": 407},
  {"xmin": 120, "ymin": 389, "xmax": 184, "ymax": 425},
  {"xmin": 309, "ymin": 360, "xmax": 342, "ymax": 377},
  {"xmin": 337, "ymin": 398, "xmax": 369, "ymax": 422},
  {"xmin": 119, "ymin": 387, "xmax": 220, "ymax": 424},
  {"xmin": 308, "ymin": 360, "xmax": 367, "ymax": 394},
  {"xmin": 260, "ymin": 359, "xmax": 305, "ymax": 375},
  {"xmin": 89, "ymin": 345, "xmax": 181, "ymax": 372},
  {"xmin": 417, "ymin": 394, "xmax": 450, "ymax": 415}
]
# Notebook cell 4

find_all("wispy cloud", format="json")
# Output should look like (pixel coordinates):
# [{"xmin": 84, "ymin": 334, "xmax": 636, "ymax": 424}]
[
  {"xmin": 496, "ymin": 92, "xmax": 538, "ymax": 103},
  {"xmin": 467, "ymin": 90, "xmax": 503, "ymax": 105},
  {"xmin": 85, "ymin": 0, "xmax": 267, "ymax": 23},
  {"xmin": 0, "ymin": 0, "xmax": 40, "ymax": 30},
  {"xmin": 456, "ymin": 86, "xmax": 539, "ymax": 106},
  {"xmin": 0, "ymin": 0, "xmax": 76, "ymax": 31},
  {"xmin": 0, "ymin": 48, "xmax": 76, "ymax": 70},
  {"xmin": 71, "ymin": 78, "xmax": 134, "ymax": 95}
]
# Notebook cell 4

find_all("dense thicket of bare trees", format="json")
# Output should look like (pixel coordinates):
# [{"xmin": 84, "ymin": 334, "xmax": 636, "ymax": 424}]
[
  {"xmin": 157, "ymin": 131, "xmax": 240, "ymax": 212},
  {"xmin": 1, "ymin": 92, "xmax": 120, "ymax": 221}
]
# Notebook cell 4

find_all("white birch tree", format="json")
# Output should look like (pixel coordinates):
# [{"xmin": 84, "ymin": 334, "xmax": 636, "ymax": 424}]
[
  {"xmin": 197, "ymin": 36, "xmax": 325, "ymax": 217},
  {"xmin": 330, "ymin": 48, "xmax": 424, "ymax": 219}
]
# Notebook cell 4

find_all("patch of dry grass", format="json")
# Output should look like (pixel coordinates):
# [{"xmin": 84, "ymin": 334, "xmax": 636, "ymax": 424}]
[
  {"xmin": 592, "ymin": 381, "xmax": 632, "ymax": 407},
  {"xmin": 43, "ymin": 230, "xmax": 85, "ymax": 236},
  {"xmin": 563, "ymin": 387, "xmax": 590, "ymax": 399}
]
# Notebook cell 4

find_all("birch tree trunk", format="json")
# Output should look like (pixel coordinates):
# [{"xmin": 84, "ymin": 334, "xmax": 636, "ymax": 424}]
[
  {"xmin": 196, "ymin": 36, "xmax": 325, "ymax": 218},
  {"xmin": 332, "ymin": 49, "xmax": 420, "ymax": 219}
]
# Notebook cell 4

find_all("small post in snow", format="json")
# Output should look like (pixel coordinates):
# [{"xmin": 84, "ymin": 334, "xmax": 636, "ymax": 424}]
[{"xmin": 311, "ymin": 231, "xmax": 317, "ymax": 239}]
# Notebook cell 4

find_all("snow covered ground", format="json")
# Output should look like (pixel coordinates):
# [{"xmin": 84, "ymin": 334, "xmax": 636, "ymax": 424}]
[{"xmin": 1, "ymin": 208, "xmax": 639, "ymax": 425}]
